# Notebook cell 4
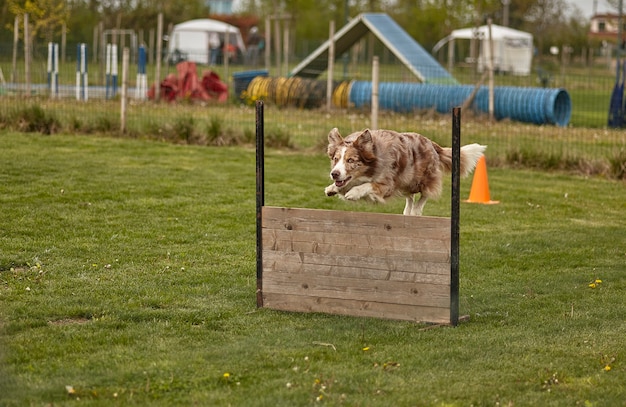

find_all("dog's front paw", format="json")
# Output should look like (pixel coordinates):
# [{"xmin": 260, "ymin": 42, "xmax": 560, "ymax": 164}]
[
  {"xmin": 344, "ymin": 189, "xmax": 360, "ymax": 200},
  {"xmin": 345, "ymin": 187, "xmax": 364, "ymax": 201},
  {"xmin": 325, "ymin": 184, "xmax": 338, "ymax": 196},
  {"xmin": 344, "ymin": 184, "xmax": 370, "ymax": 201}
]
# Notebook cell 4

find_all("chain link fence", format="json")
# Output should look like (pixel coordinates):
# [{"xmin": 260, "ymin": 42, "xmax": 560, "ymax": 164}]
[{"xmin": 1, "ymin": 41, "xmax": 625, "ymax": 178}]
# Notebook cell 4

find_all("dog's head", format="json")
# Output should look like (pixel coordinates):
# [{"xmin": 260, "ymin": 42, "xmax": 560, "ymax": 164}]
[{"xmin": 327, "ymin": 128, "xmax": 376, "ymax": 188}]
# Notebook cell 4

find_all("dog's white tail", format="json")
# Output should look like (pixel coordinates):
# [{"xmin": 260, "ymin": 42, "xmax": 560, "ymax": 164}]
[{"xmin": 460, "ymin": 143, "xmax": 487, "ymax": 177}]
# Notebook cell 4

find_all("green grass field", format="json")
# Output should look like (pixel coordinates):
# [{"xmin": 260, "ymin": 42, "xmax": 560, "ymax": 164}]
[{"xmin": 0, "ymin": 131, "xmax": 625, "ymax": 406}]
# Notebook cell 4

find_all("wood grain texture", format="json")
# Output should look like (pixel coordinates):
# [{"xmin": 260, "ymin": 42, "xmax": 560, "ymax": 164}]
[{"xmin": 261, "ymin": 206, "xmax": 452, "ymax": 324}]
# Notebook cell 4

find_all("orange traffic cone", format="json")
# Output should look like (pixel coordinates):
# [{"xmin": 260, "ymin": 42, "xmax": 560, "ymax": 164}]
[{"xmin": 465, "ymin": 155, "xmax": 499, "ymax": 204}]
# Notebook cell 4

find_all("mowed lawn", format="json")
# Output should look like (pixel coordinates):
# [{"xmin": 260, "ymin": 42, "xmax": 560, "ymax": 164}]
[{"xmin": 0, "ymin": 132, "xmax": 624, "ymax": 406}]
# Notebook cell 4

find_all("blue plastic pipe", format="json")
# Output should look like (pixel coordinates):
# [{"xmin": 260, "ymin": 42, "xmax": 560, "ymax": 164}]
[{"xmin": 349, "ymin": 81, "xmax": 572, "ymax": 126}]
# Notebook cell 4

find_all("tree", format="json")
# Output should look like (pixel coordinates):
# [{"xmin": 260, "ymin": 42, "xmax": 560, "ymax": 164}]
[
  {"xmin": 605, "ymin": 0, "xmax": 624, "ymax": 13},
  {"xmin": 387, "ymin": 0, "xmax": 504, "ymax": 50},
  {"xmin": 520, "ymin": 0, "xmax": 570, "ymax": 58},
  {"xmin": 2, "ymin": 0, "xmax": 210, "ymax": 46},
  {"xmin": 8, "ymin": 0, "xmax": 69, "ymax": 42}
]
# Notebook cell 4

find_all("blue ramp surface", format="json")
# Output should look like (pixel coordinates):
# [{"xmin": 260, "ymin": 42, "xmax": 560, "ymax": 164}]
[{"xmin": 290, "ymin": 13, "xmax": 457, "ymax": 84}]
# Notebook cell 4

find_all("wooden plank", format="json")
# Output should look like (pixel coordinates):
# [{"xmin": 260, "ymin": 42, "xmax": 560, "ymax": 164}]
[
  {"xmin": 265, "ymin": 230, "xmax": 450, "ymax": 258},
  {"xmin": 264, "ymin": 247, "xmax": 449, "ymax": 274},
  {"xmin": 263, "ymin": 233, "xmax": 450, "ymax": 263},
  {"xmin": 264, "ymin": 272, "xmax": 450, "ymax": 308},
  {"xmin": 261, "ymin": 206, "xmax": 453, "ymax": 324},
  {"xmin": 263, "ymin": 251, "xmax": 450, "ymax": 281},
  {"xmin": 263, "ymin": 293, "xmax": 451, "ymax": 324},
  {"xmin": 262, "ymin": 206, "xmax": 450, "ymax": 239}
]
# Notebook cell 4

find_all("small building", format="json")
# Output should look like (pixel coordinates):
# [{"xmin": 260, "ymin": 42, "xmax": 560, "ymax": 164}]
[
  {"xmin": 167, "ymin": 19, "xmax": 246, "ymax": 65},
  {"xmin": 588, "ymin": 13, "xmax": 626, "ymax": 43},
  {"xmin": 433, "ymin": 24, "xmax": 534, "ymax": 76}
]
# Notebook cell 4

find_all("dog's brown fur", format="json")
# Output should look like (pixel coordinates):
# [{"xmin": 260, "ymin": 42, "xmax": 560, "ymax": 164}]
[{"xmin": 324, "ymin": 128, "xmax": 486, "ymax": 215}]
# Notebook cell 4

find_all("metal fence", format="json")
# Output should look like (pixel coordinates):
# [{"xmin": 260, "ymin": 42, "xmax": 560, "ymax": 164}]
[{"xmin": 1, "ymin": 43, "xmax": 625, "ymax": 178}]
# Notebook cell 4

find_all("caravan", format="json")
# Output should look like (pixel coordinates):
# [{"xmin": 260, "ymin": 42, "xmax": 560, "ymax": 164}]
[
  {"xmin": 167, "ymin": 19, "xmax": 246, "ymax": 65},
  {"xmin": 433, "ymin": 24, "xmax": 534, "ymax": 76}
]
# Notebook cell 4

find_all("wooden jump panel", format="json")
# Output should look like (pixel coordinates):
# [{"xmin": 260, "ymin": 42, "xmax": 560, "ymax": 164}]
[{"xmin": 261, "ymin": 206, "xmax": 452, "ymax": 324}]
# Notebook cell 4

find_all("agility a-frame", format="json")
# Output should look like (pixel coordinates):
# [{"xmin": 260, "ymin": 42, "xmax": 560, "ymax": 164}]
[{"xmin": 255, "ymin": 101, "xmax": 462, "ymax": 326}]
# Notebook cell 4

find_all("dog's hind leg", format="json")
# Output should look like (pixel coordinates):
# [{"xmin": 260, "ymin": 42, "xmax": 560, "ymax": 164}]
[
  {"xmin": 403, "ymin": 196, "xmax": 414, "ymax": 215},
  {"xmin": 410, "ymin": 195, "xmax": 428, "ymax": 216}
]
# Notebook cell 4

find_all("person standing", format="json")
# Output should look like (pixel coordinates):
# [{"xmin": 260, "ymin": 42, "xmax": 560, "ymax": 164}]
[
  {"xmin": 209, "ymin": 32, "xmax": 221, "ymax": 66},
  {"xmin": 246, "ymin": 27, "xmax": 261, "ymax": 67}
]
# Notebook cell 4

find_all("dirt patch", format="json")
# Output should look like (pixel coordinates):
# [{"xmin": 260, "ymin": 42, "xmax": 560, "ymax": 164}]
[
  {"xmin": 0, "ymin": 265, "xmax": 28, "ymax": 273},
  {"xmin": 48, "ymin": 317, "xmax": 92, "ymax": 326}
]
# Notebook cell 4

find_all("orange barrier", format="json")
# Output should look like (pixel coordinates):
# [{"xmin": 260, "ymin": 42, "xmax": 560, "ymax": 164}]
[{"xmin": 465, "ymin": 155, "xmax": 499, "ymax": 204}]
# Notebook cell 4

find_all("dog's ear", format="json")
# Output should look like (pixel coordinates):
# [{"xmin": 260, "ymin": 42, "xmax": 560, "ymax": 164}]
[
  {"xmin": 354, "ymin": 129, "xmax": 375, "ymax": 162},
  {"xmin": 354, "ymin": 129, "xmax": 373, "ymax": 149},
  {"xmin": 328, "ymin": 128, "xmax": 343, "ymax": 146},
  {"xmin": 327, "ymin": 128, "xmax": 343, "ymax": 157}
]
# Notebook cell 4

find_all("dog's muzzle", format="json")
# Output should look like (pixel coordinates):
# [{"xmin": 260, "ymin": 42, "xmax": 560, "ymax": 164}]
[{"xmin": 330, "ymin": 171, "xmax": 352, "ymax": 188}]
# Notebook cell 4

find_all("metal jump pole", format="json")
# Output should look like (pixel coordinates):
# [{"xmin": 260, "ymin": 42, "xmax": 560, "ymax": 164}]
[
  {"xmin": 255, "ymin": 100, "xmax": 265, "ymax": 308},
  {"xmin": 450, "ymin": 106, "xmax": 461, "ymax": 326}
]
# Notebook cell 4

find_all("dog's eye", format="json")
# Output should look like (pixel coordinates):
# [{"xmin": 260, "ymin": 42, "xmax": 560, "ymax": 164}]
[{"xmin": 347, "ymin": 158, "xmax": 354, "ymax": 164}]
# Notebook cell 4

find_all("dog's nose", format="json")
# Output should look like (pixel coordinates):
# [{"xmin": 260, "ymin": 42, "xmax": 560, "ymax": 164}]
[{"xmin": 331, "ymin": 171, "xmax": 340, "ymax": 180}]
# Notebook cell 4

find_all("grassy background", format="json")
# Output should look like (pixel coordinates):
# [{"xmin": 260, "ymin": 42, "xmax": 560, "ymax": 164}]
[
  {"xmin": 0, "ymin": 131, "xmax": 625, "ymax": 406},
  {"xmin": 2, "ymin": 100, "xmax": 626, "ymax": 181},
  {"xmin": 0, "ymin": 58, "xmax": 623, "ymax": 129}
]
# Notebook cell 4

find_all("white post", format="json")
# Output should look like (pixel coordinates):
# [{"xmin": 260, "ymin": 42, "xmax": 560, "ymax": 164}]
[
  {"xmin": 447, "ymin": 38, "xmax": 454, "ymax": 73},
  {"xmin": 82, "ymin": 43, "xmax": 88, "ymax": 101},
  {"xmin": 224, "ymin": 27, "xmax": 230, "ymax": 79},
  {"xmin": 76, "ymin": 44, "xmax": 81, "ymax": 100},
  {"xmin": 487, "ymin": 18, "xmax": 495, "ymax": 123},
  {"xmin": 112, "ymin": 44, "xmax": 119, "ymax": 97},
  {"xmin": 12, "ymin": 16, "xmax": 18, "ymax": 82},
  {"xmin": 61, "ymin": 23, "xmax": 66, "ymax": 64},
  {"xmin": 283, "ymin": 19, "xmax": 289, "ymax": 75},
  {"xmin": 264, "ymin": 17, "xmax": 271, "ymax": 71},
  {"xmin": 47, "ymin": 42, "xmax": 53, "ymax": 97},
  {"xmin": 136, "ymin": 45, "xmax": 147, "ymax": 100},
  {"xmin": 121, "ymin": 47, "xmax": 129, "ymax": 133},
  {"xmin": 273, "ymin": 15, "xmax": 281, "ymax": 76},
  {"xmin": 154, "ymin": 12, "xmax": 163, "ymax": 101},
  {"xmin": 53, "ymin": 43, "xmax": 59, "ymax": 98},
  {"xmin": 371, "ymin": 56, "xmax": 379, "ymax": 131},
  {"xmin": 105, "ymin": 43, "xmax": 111, "ymax": 99},
  {"xmin": 93, "ymin": 25, "xmax": 99, "ymax": 64},
  {"xmin": 326, "ymin": 21, "xmax": 335, "ymax": 111},
  {"xmin": 24, "ymin": 14, "xmax": 30, "ymax": 96},
  {"xmin": 48, "ymin": 42, "xmax": 59, "ymax": 99}
]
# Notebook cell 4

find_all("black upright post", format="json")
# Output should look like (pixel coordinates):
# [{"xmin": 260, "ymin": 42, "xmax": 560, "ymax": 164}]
[
  {"xmin": 255, "ymin": 100, "xmax": 265, "ymax": 308},
  {"xmin": 450, "ymin": 107, "xmax": 461, "ymax": 326}
]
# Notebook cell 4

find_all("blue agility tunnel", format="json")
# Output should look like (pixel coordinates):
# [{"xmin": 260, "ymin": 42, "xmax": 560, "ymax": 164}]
[{"xmin": 349, "ymin": 81, "xmax": 572, "ymax": 126}]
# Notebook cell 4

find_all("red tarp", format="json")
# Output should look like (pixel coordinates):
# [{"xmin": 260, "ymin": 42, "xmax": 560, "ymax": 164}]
[{"xmin": 148, "ymin": 61, "xmax": 228, "ymax": 103}]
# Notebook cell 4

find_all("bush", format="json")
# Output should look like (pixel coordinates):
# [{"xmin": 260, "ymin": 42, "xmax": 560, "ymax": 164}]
[
  {"xmin": 173, "ymin": 116, "xmax": 196, "ymax": 143},
  {"xmin": 242, "ymin": 128, "xmax": 255, "ymax": 144},
  {"xmin": 14, "ymin": 105, "xmax": 60, "ymax": 134},
  {"xmin": 608, "ymin": 149, "xmax": 626, "ymax": 180},
  {"xmin": 92, "ymin": 116, "xmax": 118, "ymax": 133},
  {"xmin": 206, "ymin": 116, "xmax": 223, "ymax": 144},
  {"xmin": 265, "ymin": 127, "xmax": 293, "ymax": 149}
]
